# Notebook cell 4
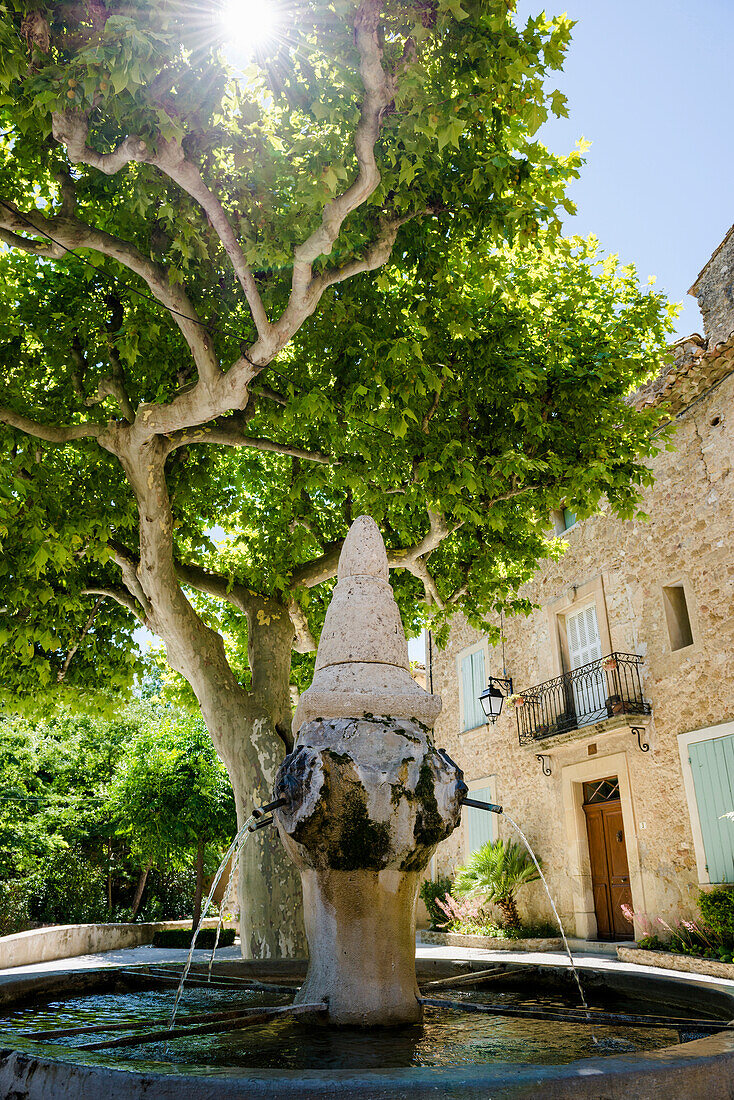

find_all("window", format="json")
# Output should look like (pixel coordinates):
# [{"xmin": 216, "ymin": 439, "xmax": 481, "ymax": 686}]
[
  {"xmin": 688, "ymin": 734, "xmax": 734, "ymax": 882},
  {"xmin": 565, "ymin": 603, "xmax": 605, "ymax": 722},
  {"xmin": 465, "ymin": 778, "xmax": 497, "ymax": 859},
  {"xmin": 550, "ymin": 506, "xmax": 578, "ymax": 535},
  {"xmin": 582, "ymin": 777, "xmax": 620, "ymax": 805},
  {"xmin": 460, "ymin": 647, "xmax": 486, "ymax": 732},
  {"xmin": 662, "ymin": 585, "xmax": 693, "ymax": 651}
]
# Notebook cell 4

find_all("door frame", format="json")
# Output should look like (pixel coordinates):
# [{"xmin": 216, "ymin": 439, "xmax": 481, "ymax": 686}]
[{"xmin": 560, "ymin": 751, "xmax": 645, "ymax": 939}]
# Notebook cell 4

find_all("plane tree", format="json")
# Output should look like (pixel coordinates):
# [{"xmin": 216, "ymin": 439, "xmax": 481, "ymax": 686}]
[{"xmin": 0, "ymin": 0, "xmax": 672, "ymax": 954}]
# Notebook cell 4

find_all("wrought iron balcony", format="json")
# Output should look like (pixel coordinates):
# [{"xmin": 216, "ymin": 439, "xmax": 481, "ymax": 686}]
[{"xmin": 515, "ymin": 652, "xmax": 651, "ymax": 746}]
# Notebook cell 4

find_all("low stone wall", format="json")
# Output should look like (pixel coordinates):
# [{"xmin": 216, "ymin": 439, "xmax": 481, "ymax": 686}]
[
  {"xmin": 0, "ymin": 918, "xmax": 224, "ymax": 971},
  {"xmin": 419, "ymin": 930, "xmax": 563, "ymax": 952},
  {"xmin": 617, "ymin": 944, "xmax": 734, "ymax": 981}
]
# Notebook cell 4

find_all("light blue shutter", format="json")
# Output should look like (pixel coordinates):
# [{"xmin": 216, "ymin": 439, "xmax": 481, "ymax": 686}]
[
  {"xmin": 461, "ymin": 649, "xmax": 485, "ymax": 731},
  {"xmin": 689, "ymin": 735, "xmax": 734, "ymax": 882},
  {"xmin": 467, "ymin": 785, "xmax": 496, "ymax": 856}
]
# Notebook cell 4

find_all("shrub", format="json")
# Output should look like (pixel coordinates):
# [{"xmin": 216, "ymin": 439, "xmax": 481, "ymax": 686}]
[
  {"xmin": 698, "ymin": 888, "xmax": 734, "ymax": 949},
  {"xmin": 141, "ymin": 869, "xmax": 198, "ymax": 922},
  {"xmin": 435, "ymin": 892, "xmax": 495, "ymax": 935},
  {"xmin": 0, "ymin": 877, "xmax": 39, "ymax": 936},
  {"xmin": 29, "ymin": 848, "xmax": 107, "ymax": 926},
  {"xmin": 151, "ymin": 927, "xmax": 236, "ymax": 949},
  {"xmin": 419, "ymin": 877, "xmax": 453, "ymax": 930},
  {"xmin": 637, "ymin": 934, "xmax": 666, "ymax": 951},
  {"xmin": 452, "ymin": 838, "xmax": 541, "ymax": 930}
]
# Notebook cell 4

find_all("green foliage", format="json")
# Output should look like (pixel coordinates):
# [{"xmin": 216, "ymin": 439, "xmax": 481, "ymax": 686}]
[
  {"xmin": 0, "ymin": 876, "xmax": 39, "ymax": 936},
  {"xmin": 698, "ymin": 888, "xmax": 734, "ymax": 949},
  {"xmin": 630, "ymin": 899, "xmax": 734, "ymax": 965},
  {"xmin": 28, "ymin": 846, "xmax": 107, "ymax": 925},
  {"xmin": 139, "ymin": 868, "xmax": 199, "ymax": 922},
  {"xmin": 151, "ymin": 927, "xmax": 235, "ymax": 949},
  {"xmin": 109, "ymin": 711, "xmax": 237, "ymax": 868},
  {"xmin": 431, "ymin": 888, "xmax": 555, "ymax": 939},
  {"xmin": 419, "ymin": 875, "xmax": 453, "ymax": 930},
  {"xmin": 453, "ymin": 838, "xmax": 541, "ymax": 903},
  {"xmin": 0, "ymin": 0, "xmax": 675, "ymax": 715},
  {"xmin": 0, "ymin": 699, "xmax": 237, "ymax": 933}
]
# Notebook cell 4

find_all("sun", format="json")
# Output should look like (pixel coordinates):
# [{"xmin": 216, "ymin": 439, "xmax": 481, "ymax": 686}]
[{"xmin": 219, "ymin": 0, "xmax": 283, "ymax": 62}]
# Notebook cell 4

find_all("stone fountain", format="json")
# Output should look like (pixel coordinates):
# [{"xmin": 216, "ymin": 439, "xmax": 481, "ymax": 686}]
[
  {"xmin": 272, "ymin": 515, "xmax": 466, "ymax": 1025},
  {"xmin": 3, "ymin": 528, "xmax": 734, "ymax": 1098}
]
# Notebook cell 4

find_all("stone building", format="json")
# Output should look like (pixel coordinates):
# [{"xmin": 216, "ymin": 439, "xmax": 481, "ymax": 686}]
[{"xmin": 429, "ymin": 230, "xmax": 734, "ymax": 941}]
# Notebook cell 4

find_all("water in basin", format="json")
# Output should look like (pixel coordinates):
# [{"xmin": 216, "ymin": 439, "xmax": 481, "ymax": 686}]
[{"xmin": 0, "ymin": 984, "xmax": 683, "ymax": 1071}]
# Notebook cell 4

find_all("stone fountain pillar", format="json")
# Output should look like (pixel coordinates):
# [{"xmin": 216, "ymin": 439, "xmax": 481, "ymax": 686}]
[{"xmin": 273, "ymin": 516, "xmax": 466, "ymax": 1025}]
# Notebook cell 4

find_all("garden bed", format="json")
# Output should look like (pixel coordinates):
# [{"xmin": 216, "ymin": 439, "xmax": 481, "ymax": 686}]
[
  {"xmin": 419, "ymin": 930, "xmax": 563, "ymax": 952},
  {"xmin": 617, "ymin": 944, "xmax": 734, "ymax": 981}
]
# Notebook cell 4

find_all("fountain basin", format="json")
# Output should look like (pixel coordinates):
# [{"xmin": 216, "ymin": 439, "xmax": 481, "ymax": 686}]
[{"xmin": 2, "ymin": 958, "xmax": 734, "ymax": 1099}]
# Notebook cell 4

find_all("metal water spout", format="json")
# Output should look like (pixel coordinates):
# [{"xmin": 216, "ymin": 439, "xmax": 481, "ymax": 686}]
[{"xmin": 271, "ymin": 516, "xmax": 466, "ymax": 1026}]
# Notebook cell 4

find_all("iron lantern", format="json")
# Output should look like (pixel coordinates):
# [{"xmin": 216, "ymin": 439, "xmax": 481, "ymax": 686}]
[{"xmin": 478, "ymin": 676, "xmax": 513, "ymax": 724}]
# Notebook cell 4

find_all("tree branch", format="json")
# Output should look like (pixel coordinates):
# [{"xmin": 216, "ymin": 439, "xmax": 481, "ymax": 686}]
[
  {"xmin": 289, "ymin": 541, "xmax": 344, "ymax": 589},
  {"xmin": 109, "ymin": 542, "xmax": 152, "ymax": 618},
  {"xmin": 163, "ymin": 420, "xmax": 335, "ymax": 464},
  {"xmin": 287, "ymin": 598, "xmax": 317, "ymax": 653},
  {"xmin": 81, "ymin": 586, "xmax": 146, "ymax": 622},
  {"xmin": 0, "ymin": 405, "xmax": 101, "ymax": 443},
  {"xmin": 0, "ymin": 199, "xmax": 220, "ymax": 390},
  {"xmin": 386, "ymin": 510, "xmax": 460, "ymax": 568},
  {"xmin": 57, "ymin": 595, "xmax": 105, "ymax": 681},
  {"xmin": 85, "ymin": 368, "xmax": 135, "ymax": 423},
  {"xmin": 405, "ymin": 556, "xmax": 445, "ymax": 610},
  {"xmin": 51, "ymin": 112, "xmax": 273, "ymax": 348},
  {"xmin": 251, "ymin": 0, "xmax": 398, "ymax": 363}
]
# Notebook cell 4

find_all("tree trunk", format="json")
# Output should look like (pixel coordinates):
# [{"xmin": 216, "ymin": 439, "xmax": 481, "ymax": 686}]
[
  {"xmin": 107, "ymin": 840, "xmax": 113, "ymax": 914},
  {"xmin": 130, "ymin": 859, "xmax": 151, "ymax": 919},
  {"xmin": 106, "ymin": 435, "xmax": 306, "ymax": 958},
  {"xmin": 200, "ymin": 609, "xmax": 307, "ymax": 959},
  {"xmin": 496, "ymin": 895, "xmax": 521, "ymax": 931},
  {"xmin": 192, "ymin": 837, "xmax": 205, "ymax": 930}
]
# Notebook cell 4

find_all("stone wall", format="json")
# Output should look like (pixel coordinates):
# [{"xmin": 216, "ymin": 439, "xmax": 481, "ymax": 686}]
[
  {"xmin": 430, "ymin": 339, "xmax": 734, "ymax": 938},
  {"xmin": 0, "ymin": 918, "xmax": 224, "ymax": 970},
  {"xmin": 690, "ymin": 225, "xmax": 734, "ymax": 347}
]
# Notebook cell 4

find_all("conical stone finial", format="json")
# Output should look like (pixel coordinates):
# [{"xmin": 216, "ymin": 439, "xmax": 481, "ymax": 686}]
[{"xmin": 292, "ymin": 516, "xmax": 441, "ymax": 733}]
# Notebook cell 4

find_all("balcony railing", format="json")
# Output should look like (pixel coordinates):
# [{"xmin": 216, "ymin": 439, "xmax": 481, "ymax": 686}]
[{"xmin": 515, "ymin": 652, "xmax": 651, "ymax": 746}]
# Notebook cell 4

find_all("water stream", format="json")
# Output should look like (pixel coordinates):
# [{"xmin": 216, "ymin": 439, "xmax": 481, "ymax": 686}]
[
  {"xmin": 206, "ymin": 822, "xmax": 254, "ymax": 983},
  {"xmin": 167, "ymin": 814, "xmax": 257, "ymax": 1036},
  {"xmin": 503, "ymin": 813, "xmax": 597, "ymax": 1043}
]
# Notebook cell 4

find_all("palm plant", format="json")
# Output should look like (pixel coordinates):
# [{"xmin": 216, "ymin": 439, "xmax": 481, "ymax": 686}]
[{"xmin": 452, "ymin": 839, "xmax": 542, "ymax": 931}]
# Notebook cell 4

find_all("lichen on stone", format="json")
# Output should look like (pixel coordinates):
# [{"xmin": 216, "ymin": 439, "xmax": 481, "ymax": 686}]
[
  {"xmin": 330, "ymin": 786, "xmax": 391, "ymax": 871},
  {"xmin": 413, "ymin": 756, "xmax": 448, "ymax": 848}
]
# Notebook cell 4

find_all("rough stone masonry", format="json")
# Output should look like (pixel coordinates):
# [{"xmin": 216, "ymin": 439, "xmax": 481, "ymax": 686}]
[{"xmin": 273, "ymin": 516, "xmax": 466, "ymax": 1024}]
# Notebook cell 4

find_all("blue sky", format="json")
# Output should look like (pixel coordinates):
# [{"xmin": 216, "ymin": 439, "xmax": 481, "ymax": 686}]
[{"xmin": 516, "ymin": 0, "xmax": 733, "ymax": 339}]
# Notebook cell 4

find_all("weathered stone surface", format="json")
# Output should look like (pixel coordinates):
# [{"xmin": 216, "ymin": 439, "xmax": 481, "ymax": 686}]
[
  {"xmin": 689, "ymin": 224, "xmax": 734, "ymax": 348},
  {"xmin": 276, "ymin": 718, "xmax": 464, "ymax": 875},
  {"xmin": 420, "ymin": 930, "xmax": 564, "ymax": 951},
  {"xmin": 292, "ymin": 515, "xmax": 442, "ymax": 733},
  {"xmin": 277, "ymin": 516, "xmax": 464, "ymax": 1024},
  {"xmin": 617, "ymin": 944, "xmax": 734, "ymax": 980},
  {"xmin": 275, "ymin": 715, "xmax": 465, "ymax": 1023}
]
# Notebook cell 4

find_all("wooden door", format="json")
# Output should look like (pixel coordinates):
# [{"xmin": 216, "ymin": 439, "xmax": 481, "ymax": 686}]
[{"xmin": 583, "ymin": 782, "xmax": 633, "ymax": 940}]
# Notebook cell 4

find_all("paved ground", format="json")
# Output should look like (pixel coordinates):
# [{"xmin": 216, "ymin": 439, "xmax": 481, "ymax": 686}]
[{"xmin": 2, "ymin": 937, "xmax": 734, "ymax": 998}]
